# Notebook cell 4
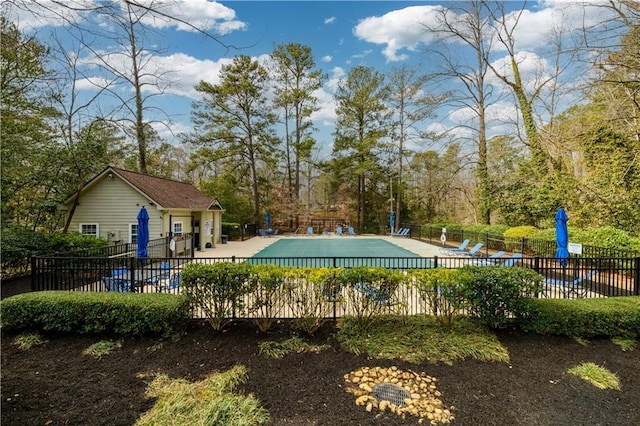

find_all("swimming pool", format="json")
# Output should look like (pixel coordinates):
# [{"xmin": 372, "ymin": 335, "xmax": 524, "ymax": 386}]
[{"xmin": 249, "ymin": 238, "xmax": 434, "ymax": 268}]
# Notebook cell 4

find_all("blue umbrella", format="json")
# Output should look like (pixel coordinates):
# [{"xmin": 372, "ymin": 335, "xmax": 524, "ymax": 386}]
[
  {"xmin": 554, "ymin": 207, "xmax": 569, "ymax": 267},
  {"xmin": 389, "ymin": 211, "xmax": 395, "ymax": 230},
  {"xmin": 265, "ymin": 211, "xmax": 271, "ymax": 229},
  {"xmin": 136, "ymin": 206, "xmax": 150, "ymax": 259}
]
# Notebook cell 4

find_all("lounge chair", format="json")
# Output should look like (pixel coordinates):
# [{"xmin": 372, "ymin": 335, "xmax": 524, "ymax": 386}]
[
  {"xmin": 307, "ymin": 226, "xmax": 314, "ymax": 236},
  {"xmin": 354, "ymin": 282, "xmax": 393, "ymax": 305},
  {"xmin": 391, "ymin": 228, "xmax": 410, "ymax": 237},
  {"xmin": 348, "ymin": 226, "xmax": 356, "ymax": 236},
  {"xmin": 258, "ymin": 229, "xmax": 267, "ymax": 237},
  {"xmin": 471, "ymin": 251, "xmax": 506, "ymax": 266},
  {"xmin": 336, "ymin": 226, "xmax": 343, "ymax": 236},
  {"xmin": 103, "ymin": 275, "xmax": 131, "ymax": 292},
  {"xmin": 146, "ymin": 262, "xmax": 171, "ymax": 287},
  {"xmin": 284, "ymin": 227, "xmax": 299, "ymax": 235},
  {"xmin": 501, "ymin": 252, "xmax": 524, "ymax": 267},
  {"xmin": 544, "ymin": 269, "xmax": 598, "ymax": 298},
  {"xmin": 440, "ymin": 239, "xmax": 471, "ymax": 255},
  {"xmin": 457, "ymin": 242, "xmax": 484, "ymax": 257}
]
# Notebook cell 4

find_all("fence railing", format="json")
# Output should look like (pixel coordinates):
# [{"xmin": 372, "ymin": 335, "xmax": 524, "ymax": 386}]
[
  {"xmin": 31, "ymin": 234, "xmax": 194, "ymax": 292},
  {"xmin": 411, "ymin": 225, "xmax": 639, "ymax": 259},
  {"xmin": 32, "ymin": 254, "xmax": 639, "ymax": 300}
]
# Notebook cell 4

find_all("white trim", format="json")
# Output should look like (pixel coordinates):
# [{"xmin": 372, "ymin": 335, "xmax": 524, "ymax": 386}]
[
  {"xmin": 129, "ymin": 223, "xmax": 138, "ymax": 244},
  {"xmin": 173, "ymin": 221, "xmax": 183, "ymax": 236},
  {"xmin": 79, "ymin": 223, "xmax": 99, "ymax": 238}
]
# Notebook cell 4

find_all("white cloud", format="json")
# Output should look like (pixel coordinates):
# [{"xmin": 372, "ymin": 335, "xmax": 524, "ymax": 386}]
[
  {"xmin": 488, "ymin": 51, "xmax": 551, "ymax": 94},
  {"xmin": 321, "ymin": 55, "xmax": 333, "ymax": 63},
  {"xmin": 324, "ymin": 17, "xmax": 336, "ymax": 25},
  {"xmin": 151, "ymin": 120, "xmax": 193, "ymax": 142},
  {"xmin": 353, "ymin": 5, "xmax": 444, "ymax": 62},
  {"xmin": 310, "ymin": 67, "xmax": 344, "ymax": 127},
  {"xmin": 151, "ymin": 53, "xmax": 233, "ymax": 98},
  {"xmin": 4, "ymin": 0, "xmax": 94, "ymax": 30},
  {"xmin": 126, "ymin": 0, "xmax": 247, "ymax": 35},
  {"xmin": 75, "ymin": 76, "xmax": 113, "ymax": 91},
  {"xmin": 6, "ymin": 0, "xmax": 247, "ymax": 36},
  {"xmin": 492, "ymin": 1, "xmax": 618, "ymax": 52}
]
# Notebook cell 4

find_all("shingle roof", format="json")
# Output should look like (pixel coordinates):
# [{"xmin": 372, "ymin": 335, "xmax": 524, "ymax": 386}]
[{"xmin": 110, "ymin": 167, "xmax": 221, "ymax": 210}]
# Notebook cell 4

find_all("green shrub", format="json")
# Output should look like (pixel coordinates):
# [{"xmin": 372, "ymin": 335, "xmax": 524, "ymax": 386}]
[
  {"xmin": 249, "ymin": 264, "xmax": 289, "ymax": 332},
  {"xmin": 520, "ymin": 296, "xmax": 640, "ymax": 338},
  {"xmin": 410, "ymin": 268, "xmax": 470, "ymax": 326},
  {"xmin": 462, "ymin": 224, "xmax": 511, "ymax": 236},
  {"xmin": 283, "ymin": 267, "xmax": 341, "ymax": 335},
  {"xmin": 1, "ymin": 227, "xmax": 109, "ymax": 280},
  {"xmin": 221, "ymin": 222, "xmax": 243, "ymax": 240},
  {"xmin": 579, "ymin": 226, "xmax": 637, "ymax": 253},
  {"xmin": 181, "ymin": 262, "xmax": 254, "ymax": 331},
  {"xmin": 47, "ymin": 232, "xmax": 109, "ymax": 253},
  {"xmin": 0, "ymin": 291, "xmax": 189, "ymax": 337},
  {"xmin": 503, "ymin": 226, "xmax": 539, "ymax": 252},
  {"xmin": 457, "ymin": 266, "xmax": 543, "ymax": 328},
  {"xmin": 336, "ymin": 266, "xmax": 404, "ymax": 332}
]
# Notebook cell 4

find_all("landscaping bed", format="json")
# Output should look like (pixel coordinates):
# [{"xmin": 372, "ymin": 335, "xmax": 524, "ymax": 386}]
[{"xmin": 2, "ymin": 320, "xmax": 639, "ymax": 425}]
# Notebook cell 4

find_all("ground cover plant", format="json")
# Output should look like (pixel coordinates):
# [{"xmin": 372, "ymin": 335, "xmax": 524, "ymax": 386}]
[{"xmin": 2, "ymin": 316, "xmax": 639, "ymax": 425}]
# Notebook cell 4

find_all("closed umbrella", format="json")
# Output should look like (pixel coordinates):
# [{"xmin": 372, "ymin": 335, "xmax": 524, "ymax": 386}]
[
  {"xmin": 554, "ymin": 207, "xmax": 569, "ymax": 267},
  {"xmin": 389, "ymin": 211, "xmax": 395, "ymax": 233},
  {"xmin": 137, "ymin": 206, "xmax": 150, "ymax": 259},
  {"xmin": 265, "ymin": 211, "xmax": 271, "ymax": 230}
]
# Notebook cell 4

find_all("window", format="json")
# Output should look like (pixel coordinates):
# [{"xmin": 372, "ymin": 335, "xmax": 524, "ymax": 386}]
[
  {"xmin": 173, "ymin": 222, "xmax": 183, "ymax": 236},
  {"xmin": 129, "ymin": 223, "xmax": 138, "ymax": 244},
  {"xmin": 80, "ymin": 223, "xmax": 99, "ymax": 238}
]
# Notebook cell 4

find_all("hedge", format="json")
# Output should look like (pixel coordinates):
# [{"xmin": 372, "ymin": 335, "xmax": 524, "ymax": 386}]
[{"xmin": 0, "ymin": 291, "xmax": 190, "ymax": 337}]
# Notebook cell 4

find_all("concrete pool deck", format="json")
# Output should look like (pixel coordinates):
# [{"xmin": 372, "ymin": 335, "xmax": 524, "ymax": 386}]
[{"xmin": 194, "ymin": 234, "xmax": 444, "ymax": 259}]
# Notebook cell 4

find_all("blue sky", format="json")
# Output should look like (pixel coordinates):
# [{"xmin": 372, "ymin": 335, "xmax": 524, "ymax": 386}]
[{"xmin": 8, "ymin": 1, "xmax": 621, "ymax": 157}]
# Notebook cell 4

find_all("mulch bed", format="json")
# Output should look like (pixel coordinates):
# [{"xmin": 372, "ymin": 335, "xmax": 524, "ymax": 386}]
[{"xmin": 2, "ymin": 320, "xmax": 639, "ymax": 425}]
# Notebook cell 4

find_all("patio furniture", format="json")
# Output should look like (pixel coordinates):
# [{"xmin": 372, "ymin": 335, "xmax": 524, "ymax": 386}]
[
  {"xmin": 102, "ymin": 275, "xmax": 131, "ymax": 292},
  {"xmin": 544, "ymin": 269, "xmax": 598, "ymax": 298},
  {"xmin": 145, "ymin": 262, "xmax": 171, "ymax": 287},
  {"xmin": 158, "ymin": 271, "xmax": 182, "ymax": 291},
  {"xmin": 456, "ymin": 242, "xmax": 484, "ymax": 257},
  {"xmin": 391, "ymin": 228, "xmax": 410, "ymax": 237},
  {"xmin": 440, "ymin": 239, "xmax": 471, "ymax": 255}
]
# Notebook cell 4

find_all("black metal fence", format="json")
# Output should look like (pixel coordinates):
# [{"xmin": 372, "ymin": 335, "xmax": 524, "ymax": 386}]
[
  {"xmin": 31, "ymin": 235, "xmax": 194, "ymax": 292},
  {"xmin": 412, "ymin": 225, "xmax": 639, "ymax": 259},
  {"xmin": 32, "ymin": 253, "xmax": 639, "ymax": 299}
]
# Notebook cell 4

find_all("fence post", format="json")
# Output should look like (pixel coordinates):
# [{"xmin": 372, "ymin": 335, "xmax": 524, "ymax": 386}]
[
  {"xmin": 634, "ymin": 257, "xmax": 640, "ymax": 296},
  {"xmin": 129, "ymin": 256, "xmax": 136, "ymax": 292},
  {"xmin": 30, "ymin": 256, "xmax": 37, "ymax": 292},
  {"xmin": 433, "ymin": 255, "xmax": 438, "ymax": 269},
  {"xmin": 484, "ymin": 233, "xmax": 489, "ymax": 256}
]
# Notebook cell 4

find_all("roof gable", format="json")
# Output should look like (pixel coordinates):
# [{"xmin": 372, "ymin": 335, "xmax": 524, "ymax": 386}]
[{"xmin": 109, "ymin": 167, "xmax": 217, "ymax": 210}]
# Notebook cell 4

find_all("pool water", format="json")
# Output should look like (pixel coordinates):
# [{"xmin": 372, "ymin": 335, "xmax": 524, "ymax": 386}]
[{"xmin": 249, "ymin": 238, "xmax": 433, "ymax": 268}]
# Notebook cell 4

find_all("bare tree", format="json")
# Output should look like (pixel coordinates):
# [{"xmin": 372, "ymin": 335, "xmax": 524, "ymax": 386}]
[
  {"xmin": 6, "ymin": 0, "xmax": 240, "ymax": 173},
  {"xmin": 423, "ymin": 1, "xmax": 497, "ymax": 224},
  {"xmin": 386, "ymin": 64, "xmax": 445, "ymax": 229}
]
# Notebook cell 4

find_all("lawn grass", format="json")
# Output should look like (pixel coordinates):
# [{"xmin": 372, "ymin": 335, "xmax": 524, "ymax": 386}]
[{"xmin": 336, "ymin": 314, "xmax": 510, "ymax": 365}]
